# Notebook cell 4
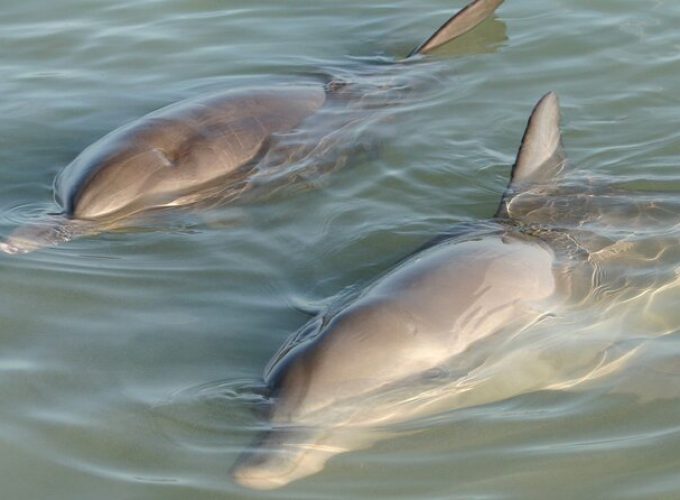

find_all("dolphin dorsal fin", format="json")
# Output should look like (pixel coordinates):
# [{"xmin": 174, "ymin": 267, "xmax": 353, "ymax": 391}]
[
  {"xmin": 496, "ymin": 92, "xmax": 566, "ymax": 218},
  {"xmin": 410, "ymin": 0, "xmax": 504, "ymax": 57},
  {"xmin": 512, "ymin": 92, "xmax": 565, "ymax": 184}
]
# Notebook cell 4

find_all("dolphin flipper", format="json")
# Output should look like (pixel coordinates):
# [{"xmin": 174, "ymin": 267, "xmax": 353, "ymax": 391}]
[
  {"xmin": 409, "ymin": 0, "xmax": 504, "ymax": 56},
  {"xmin": 496, "ymin": 92, "xmax": 566, "ymax": 218}
]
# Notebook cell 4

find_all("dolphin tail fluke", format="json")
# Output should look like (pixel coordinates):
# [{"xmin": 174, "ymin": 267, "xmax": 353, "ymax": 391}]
[
  {"xmin": 0, "ymin": 216, "xmax": 92, "ymax": 254},
  {"xmin": 495, "ymin": 92, "xmax": 567, "ymax": 219},
  {"xmin": 409, "ymin": 0, "xmax": 504, "ymax": 57}
]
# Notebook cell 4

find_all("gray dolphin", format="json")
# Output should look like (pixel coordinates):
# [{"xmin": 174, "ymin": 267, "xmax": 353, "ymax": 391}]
[
  {"xmin": 1, "ymin": 0, "xmax": 505, "ymax": 254},
  {"xmin": 229, "ymin": 92, "xmax": 602, "ymax": 490}
]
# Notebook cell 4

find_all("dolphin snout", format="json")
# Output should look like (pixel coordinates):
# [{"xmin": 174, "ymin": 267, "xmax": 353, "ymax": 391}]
[
  {"xmin": 230, "ymin": 427, "xmax": 333, "ymax": 490},
  {"xmin": 230, "ymin": 458, "xmax": 296, "ymax": 491},
  {"xmin": 0, "ymin": 217, "xmax": 84, "ymax": 255},
  {"xmin": 0, "ymin": 240, "xmax": 26, "ymax": 255},
  {"xmin": 0, "ymin": 233, "xmax": 44, "ymax": 254}
]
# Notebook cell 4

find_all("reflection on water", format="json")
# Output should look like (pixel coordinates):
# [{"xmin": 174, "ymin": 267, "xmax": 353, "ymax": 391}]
[{"xmin": 0, "ymin": 0, "xmax": 680, "ymax": 498}]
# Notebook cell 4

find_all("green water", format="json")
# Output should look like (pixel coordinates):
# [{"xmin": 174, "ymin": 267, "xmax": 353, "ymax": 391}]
[{"xmin": 1, "ymin": 0, "xmax": 679, "ymax": 498}]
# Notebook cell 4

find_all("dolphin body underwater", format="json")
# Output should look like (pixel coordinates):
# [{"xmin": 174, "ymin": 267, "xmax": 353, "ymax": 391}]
[
  {"xmin": 0, "ymin": 0, "xmax": 505, "ymax": 254},
  {"xmin": 230, "ymin": 91, "xmax": 667, "ymax": 489}
]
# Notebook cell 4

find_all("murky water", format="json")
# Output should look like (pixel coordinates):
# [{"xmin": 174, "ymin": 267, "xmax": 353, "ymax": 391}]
[{"xmin": 1, "ymin": 0, "xmax": 679, "ymax": 498}]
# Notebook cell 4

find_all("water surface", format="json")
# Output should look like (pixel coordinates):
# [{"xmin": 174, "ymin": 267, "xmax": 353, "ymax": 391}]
[{"xmin": 1, "ymin": 0, "xmax": 680, "ymax": 498}]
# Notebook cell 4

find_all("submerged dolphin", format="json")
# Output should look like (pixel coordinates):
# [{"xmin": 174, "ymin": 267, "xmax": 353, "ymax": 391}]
[
  {"xmin": 230, "ymin": 92, "xmax": 605, "ymax": 489},
  {"xmin": 1, "ymin": 0, "xmax": 505, "ymax": 254}
]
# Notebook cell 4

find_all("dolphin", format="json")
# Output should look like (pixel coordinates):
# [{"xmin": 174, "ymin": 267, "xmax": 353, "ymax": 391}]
[
  {"xmin": 229, "ymin": 91, "xmax": 613, "ymax": 490},
  {"xmin": 1, "ymin": 0, "xmax": 505, "ymax": 254}
]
